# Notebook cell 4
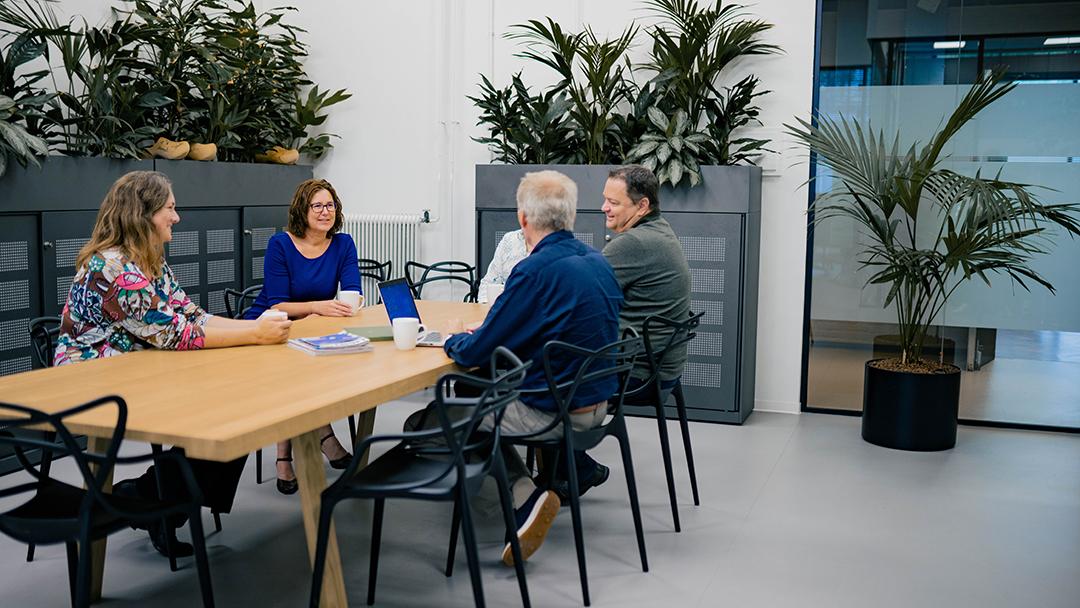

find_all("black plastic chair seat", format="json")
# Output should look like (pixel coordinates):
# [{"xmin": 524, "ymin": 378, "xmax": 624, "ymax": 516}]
[
  {"xmin": 0, "ymin": 479, "xmax": 170, "ymax": 544},
  {"xmin": 341, "ymin": 446, "xmax": 488, "ymax": 500}
]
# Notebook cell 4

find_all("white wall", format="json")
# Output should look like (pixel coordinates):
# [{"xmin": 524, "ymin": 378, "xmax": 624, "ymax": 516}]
[{"xmin": 52, "ymin": 0, "xmax": 816, "ymax": 414}]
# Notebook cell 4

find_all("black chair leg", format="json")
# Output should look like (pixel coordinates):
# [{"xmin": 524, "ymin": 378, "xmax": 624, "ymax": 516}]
[
  {"xmin": 494, "ymin": 454, "xmax": 530, "ymax": 608},
  {"xmin": 151, "ymin": 444, "xmax": 179, "ymax": 572},
  {"xmin": 255, "ymin": 449, "xmax": 263, "ymax": 484},
  {"xmin": 367, "ymin": 498, "xmax": 385, "ymax": 606},
  {"xmin": 28, "ymin": 432, "xmax": 58, "ymax": 563},
  {"xmin": 212, "ymin": 510, "xmax": 222, "ymax": 533},
  {"xmin": 445, "ymin": 495, "xmax": 461, "ymax": 577},
  {"xmin": 457, "ymin": 487, "xmax": 486, "ymax": 608},
  {"xmin": 673, "ymin": 382, "xmax": 700, "ymax": 506},
  {"xmin": 188, "ymin": 508, "xmax": 216, "ymax": 608},
  {"xmin": 348, "ymin": 415, "xmax": 357, "ymax": 448},
  {"xmin": 65, "ymin": 541, "xmax": 78, "ymax": 608},
  {"xmin": 309, "ymin": 501, "xmax": 336, "ymax": 608},
  {"xmin": 615, "ymin": 419, "xmax": 649, "ymax": 572},
  {"xmin": 74, "ymin": 530, "xmax": 92, "ymax": 608},
  {"xmin": 564, "ymin": 446, "xmax": 591, "ymax": 606},
  {"xmin": 654, "ymin": 402, "xmax": 681, "ymax": 532}
]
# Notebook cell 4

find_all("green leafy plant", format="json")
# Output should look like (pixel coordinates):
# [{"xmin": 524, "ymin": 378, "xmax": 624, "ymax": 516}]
[
  {"xmin": 0, "ymin": 28, "xmax": 52, "ymax": 176},
  {"xmin": 469, "ymin": 73, "xmax": 577, "ymax": 164},
  {"xmin": 787, "ymin": 71, "xmax": 1080, "ymax": 369},
  {"xmin": 626, "ymin": 107, "xmax": 709, "ymax": 186}
]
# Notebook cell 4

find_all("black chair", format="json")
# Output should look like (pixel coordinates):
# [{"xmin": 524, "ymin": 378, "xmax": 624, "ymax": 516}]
[
  {"xmin": 309, "ymin": 348, "xmax": 531, "ymax": 608},
  {"xmin": 404, "ymin": 260, "xmax": 478, "ymax": 303},
  {"xmin": 223, "ymin": 284, "xmax": 262, "ymax": 320},
  {"xmin": 500, "ymin": 335, "xmax": 647, "ymax": 607},
  {"xmin": 358, "ymin": 258, "xmax": 392, "ymax": 305},
  {"xmin": 24, "ymin": 316, "xmax": 62, "ymax": 563},
  {"xmin": 0, "ymin": 396, "xmax": 215, "ymax": 608},
  {"xmin": 623, "ymin": 311, "xmax": 705, "ymax": 533}
]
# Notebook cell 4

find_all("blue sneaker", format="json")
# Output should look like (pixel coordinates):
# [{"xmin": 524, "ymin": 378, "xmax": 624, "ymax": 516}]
[{"xmin": 502, "ymin": 487, "xmax": 559, "ymax": 566}]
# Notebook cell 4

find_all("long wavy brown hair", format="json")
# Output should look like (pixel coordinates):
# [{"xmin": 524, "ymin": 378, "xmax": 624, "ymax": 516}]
[
  {"xmin": 286, "ymin": 178, "xmax": 343, "ymax": 238},
  {"xmin": 76, "ymin": 171, "xmax": 174, "ymax": 279}
]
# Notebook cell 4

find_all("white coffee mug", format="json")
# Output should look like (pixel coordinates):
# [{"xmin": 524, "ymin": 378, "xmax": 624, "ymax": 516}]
[
  {"xmin": 260, "ymin": 309, "xmax": 288, "ymax": 321},
  {"xmin": 339, "ymin": 290, "xmax": 363, "ymax": 315},
  {"xmin": 392, "ymin": 317, "xmax": 421, "ymax": 350}
]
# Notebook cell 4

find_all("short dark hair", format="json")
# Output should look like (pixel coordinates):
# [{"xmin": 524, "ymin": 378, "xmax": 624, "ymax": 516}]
[
  {"xmin": 608, "ymin": 165, "xmax": 660, "ymax": 217},
  {"xmin": 287, "ymin": 178, "xmax": 343, "ymax": 238}
]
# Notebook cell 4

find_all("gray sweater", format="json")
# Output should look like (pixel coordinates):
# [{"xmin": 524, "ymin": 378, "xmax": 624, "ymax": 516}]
[{"xmin": 603, "ymin": 215, "xmax": 691, "ymax": 381}]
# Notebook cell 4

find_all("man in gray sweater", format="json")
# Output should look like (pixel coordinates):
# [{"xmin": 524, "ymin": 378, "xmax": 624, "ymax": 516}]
[{"xmin": 552, "ymin": 164, "xmax": 692, "ymax": 502}]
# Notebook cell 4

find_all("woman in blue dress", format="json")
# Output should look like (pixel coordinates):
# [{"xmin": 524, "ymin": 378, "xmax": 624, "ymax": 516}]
[{"xmin": 245, "ymin": 179, "xmax": 362, "ymax": 494}]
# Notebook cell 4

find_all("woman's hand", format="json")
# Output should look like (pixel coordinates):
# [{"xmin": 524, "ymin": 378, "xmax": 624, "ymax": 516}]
[
  {"xmin": 310, "ymin": 300, "xmax": 354, "ymax": 317},
  {"xmin": 254, "ymin": 316, "xmax": 292, "ymax": 344}
]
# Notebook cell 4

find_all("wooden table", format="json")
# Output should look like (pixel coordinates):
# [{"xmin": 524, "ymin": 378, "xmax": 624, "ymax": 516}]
[{"xmin": 0, "ymin": 301, "xmax": 488, "ymax": 607}]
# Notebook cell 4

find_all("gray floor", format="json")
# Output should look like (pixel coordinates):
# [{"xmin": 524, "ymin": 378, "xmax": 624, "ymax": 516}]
[{"xmin": 2, "ymin": 392, "xmax": 1078, "ymax": 607}]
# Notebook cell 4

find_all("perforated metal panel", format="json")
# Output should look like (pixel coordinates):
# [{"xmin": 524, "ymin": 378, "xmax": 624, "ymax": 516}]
[
  {"xmin": 172, "ymin": 262, "xmax": 201, "ymax": 288},
  {"xmin": 683, "ymin": 361, "xmax": 723, "ymax": 388},
  {"xmin": 0, "ymin": 280, "xmax": 29, "ymax": 312},
  {"xmin": 168, "ymin": 231, "xmax": 199, "ymax": 257},
  {"xmin": 495, "ymin": 230, "xmax": 508, "ymax": 244},
  {"xmin": 56, "ymin": 275, "xmax": 74, "ymax": 307},
  {"xmin": 207, "ymin": 259, "xmax": 234, "ymax": 285},
  {"xmin": 187, "ymin": 292, "xmax": 201, "ymax": 308},
  {"xmin": 0, "ymin": 242, "xmax": 28, "ymax": 272},
  {"xmin": 0, "ymin": 318, "xmax": 30, "ymax": 351},
  {"xmin": 55, "ymin": 238, "xmax": 88, "ymax": 267},
  {"xmin": 0, "ymin": 356, "xmax": 31, "ymax": 376},
  {"xmin": 207, "ymin": 289, "xmax": 226, "ymax": 315},
  {"xmin": 688, "ymin": 331, "xmax": 723, "ymax": 358},
  {"xmin": 691, "ymin": 299, "xmax": 724, "ymax": 326},
  {"xmin": 573, "ymin": 232, "xmax": 594, "ymax": 246},
  {"xmin": 206, "ymin": 229, "xmax": 234, "ymax": 254},
  {"xmin": 690, "ymin": 268, "xmax": 725, "ymax": 294},
  {"xmin": 252, "ymin": 256, "xmax": 264, "ymax": 281},
  {"xmin": 251, "ymin": 227, "xmax": 275, "ymax": 250},
  {"xmin": 679, "ymin": 236, "xmax": 726, "ymax": 262}
]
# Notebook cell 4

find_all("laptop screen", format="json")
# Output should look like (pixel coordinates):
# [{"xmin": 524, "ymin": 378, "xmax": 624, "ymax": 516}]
[{"xmin": 378, "ymin": 278, "xmax": 422, "ymax": 324}]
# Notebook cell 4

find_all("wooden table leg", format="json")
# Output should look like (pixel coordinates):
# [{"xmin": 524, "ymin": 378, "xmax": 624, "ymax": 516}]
[
  {"xmin": 352, "ymin": 409, "xmax": 377, "ymax": 468},
  {"xmin": 86, "ymin": 436, "xmax": 114, "ymax": 603},
  {"xmin": 294, "ymin": 430, "xmax": 347, "ymax": 608}
]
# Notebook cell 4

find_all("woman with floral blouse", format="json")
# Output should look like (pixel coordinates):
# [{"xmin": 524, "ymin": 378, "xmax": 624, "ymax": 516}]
[{"xmin": 55, "ymin": 170, "xmax": 292, "ymax": 559}]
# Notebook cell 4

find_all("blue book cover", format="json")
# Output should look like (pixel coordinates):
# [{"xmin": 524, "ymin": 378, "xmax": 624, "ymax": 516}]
[{"xmin": 296, "ymin": 331, "xmax": 365, "ymax": 350}]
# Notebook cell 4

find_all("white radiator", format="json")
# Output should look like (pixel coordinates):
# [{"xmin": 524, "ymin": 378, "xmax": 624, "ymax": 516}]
[{"xmin": 341, "ymin": 213, "xmax": 424, "ymax": 302}]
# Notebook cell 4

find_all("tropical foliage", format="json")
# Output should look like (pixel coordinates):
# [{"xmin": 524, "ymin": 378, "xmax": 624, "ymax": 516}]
[
  {"xmin": 0, "ymin": 0, "xmax": 350, "ymax": 164},
  {"xmin": 787, "ymin": 71, "xmax": 1080, "ymax": 368},
  {"xmin": 470, "ymin": 0, "xmax": 779, "ymax": 187},
  {"xmin": 0, "ymin": 28, "xmax": 51, "ymax": 176}
]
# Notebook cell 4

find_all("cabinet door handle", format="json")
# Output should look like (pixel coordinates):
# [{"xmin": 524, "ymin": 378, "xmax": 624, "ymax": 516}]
[
  {"xmin": 243, "ymin": 230, "xmax": 252, "ymax": 236},
  {"xmin": 43, "ymin": 241, "xmax": 54, "ymax": 249}
]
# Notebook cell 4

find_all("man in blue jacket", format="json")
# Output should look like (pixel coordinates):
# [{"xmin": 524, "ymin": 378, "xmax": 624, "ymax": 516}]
[{"xmin": 444, "ymin": 169, "xmax": 623, "ymax": 566}]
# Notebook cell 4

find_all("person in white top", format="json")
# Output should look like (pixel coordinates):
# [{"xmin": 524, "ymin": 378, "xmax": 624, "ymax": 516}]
[{"xmin": 478, "ymin": 228, "xmax": 529, "ymax": 302}]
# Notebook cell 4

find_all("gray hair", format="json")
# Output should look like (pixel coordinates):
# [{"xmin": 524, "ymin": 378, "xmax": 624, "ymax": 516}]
[{"xmin": 516, "ymin": 170, "xmax": 577, "ymax": 232}]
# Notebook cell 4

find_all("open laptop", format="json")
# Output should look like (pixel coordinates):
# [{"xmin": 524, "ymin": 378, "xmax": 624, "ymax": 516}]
[{"xmin": 376, "ymin": 278, "xmax": 446, "ymax": 347}]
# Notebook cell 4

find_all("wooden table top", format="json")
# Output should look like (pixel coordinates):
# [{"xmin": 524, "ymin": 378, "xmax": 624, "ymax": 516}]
[{"xmin": 0, "ymin": 301, "xmax": 488, "ymax": 461}]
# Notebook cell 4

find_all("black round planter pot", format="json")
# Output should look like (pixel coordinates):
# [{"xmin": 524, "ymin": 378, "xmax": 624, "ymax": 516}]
[{"xmin": 862, "ymin": 359, "xmax": 961, "ymax": 451}]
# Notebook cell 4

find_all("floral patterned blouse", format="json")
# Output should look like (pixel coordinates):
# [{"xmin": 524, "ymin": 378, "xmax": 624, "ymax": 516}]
[{"xmin": 54, "ymin": 248, "xmax": 210, "ymax": 365}]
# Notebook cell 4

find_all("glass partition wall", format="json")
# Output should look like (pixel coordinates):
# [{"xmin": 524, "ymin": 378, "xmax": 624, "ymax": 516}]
[{"xmin": 805, "ymin": 0, "xmax": 1080, "ymax": 429}]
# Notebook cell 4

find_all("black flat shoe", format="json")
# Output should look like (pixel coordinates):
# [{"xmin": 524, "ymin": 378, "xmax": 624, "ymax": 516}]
[
  {"xmin": 149, "ymin": 523, "xmax": 194, "ymax": 558},
  {"xmin": 550, "ymin": 463, "xmax": 610, "ymax": 506},
  {"xmin": 321, "ymin": 433, "xmax": 352, "ymax": 470},
  {"xmin": 276, "ymin": 457, "xmax": 298, "ymax": 495}
]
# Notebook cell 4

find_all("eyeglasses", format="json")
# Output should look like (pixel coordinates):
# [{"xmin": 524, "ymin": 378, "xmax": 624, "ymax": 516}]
[{"xmin": 309, "ymin": 202, "xmax": 336, "ymax": 213}]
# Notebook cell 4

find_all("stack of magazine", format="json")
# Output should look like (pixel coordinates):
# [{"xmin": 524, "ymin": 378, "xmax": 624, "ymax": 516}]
[{"xmin": 288, "ymin": 331, "xmax": 373, "ymax": 356}]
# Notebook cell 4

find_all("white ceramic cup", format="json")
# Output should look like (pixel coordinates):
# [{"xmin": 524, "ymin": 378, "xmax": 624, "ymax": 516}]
[
  {"xmin": 484, "ymin": 284, "xmax": 505, "ymax": 303},
  {"xmin": 260, "ymin": 309, "xmax": 288, "ymax": 321},
  {"xmin": 339, "ymin": 290, "xmax": 363, "ymax": 315},
  {"xmin": 392, "ymin": 317, "xmax": 421, "ymax": 350}
]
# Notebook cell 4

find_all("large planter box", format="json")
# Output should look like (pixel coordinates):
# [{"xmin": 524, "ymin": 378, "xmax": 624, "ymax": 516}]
[
  {"xmin": 475, "ymin": 164, "xmax": 761, "ymax": 424},
  {"xmin": 0, "ymin": 156, "xmax": 312, "ymax": 377}
]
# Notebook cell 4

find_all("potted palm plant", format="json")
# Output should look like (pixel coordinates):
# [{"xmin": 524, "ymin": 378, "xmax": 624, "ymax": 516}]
[{"xmin": 788, "ymin": 71, "xmax": 1080, "ymax": 450}]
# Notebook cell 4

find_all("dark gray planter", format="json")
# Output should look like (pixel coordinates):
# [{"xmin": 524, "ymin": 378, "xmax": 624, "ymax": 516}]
[
  {"xmin": 475, "ymin": 164, "xmax": 760, "ymax": 424},
  {"xmin": 862, "ymin": 359, "xmax": 961, "ymax": 451}
]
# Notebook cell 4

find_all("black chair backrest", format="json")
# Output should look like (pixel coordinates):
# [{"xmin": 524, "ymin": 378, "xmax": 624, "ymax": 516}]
[
  {"xmin": 358, "ymin": 258, "xmax": 392, "ymax": 282},
  {"xmin": 0, "ymin": 396, "xmax": 127, "ymax": 506},
  {"xmin": 541, "ymin": 335, "xmax": 643, "ymax": 422},
  {"xmin": 224, "ymin": 284, "xmax": 262, "ymax": 319},
  {"xmin": 334, "ymin": 348, "xmax": 529, "ymax": 492},
  {"xmin": 28, "ymin": 317, "xmax": 61, "ymax": 369},
  {"xmin": 626, "ymin": 311, "xmax": 705, "ymax": 396},
  {"xmin": 404, "ymin": 260, "xmax": 478, "ymax": 303}
]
